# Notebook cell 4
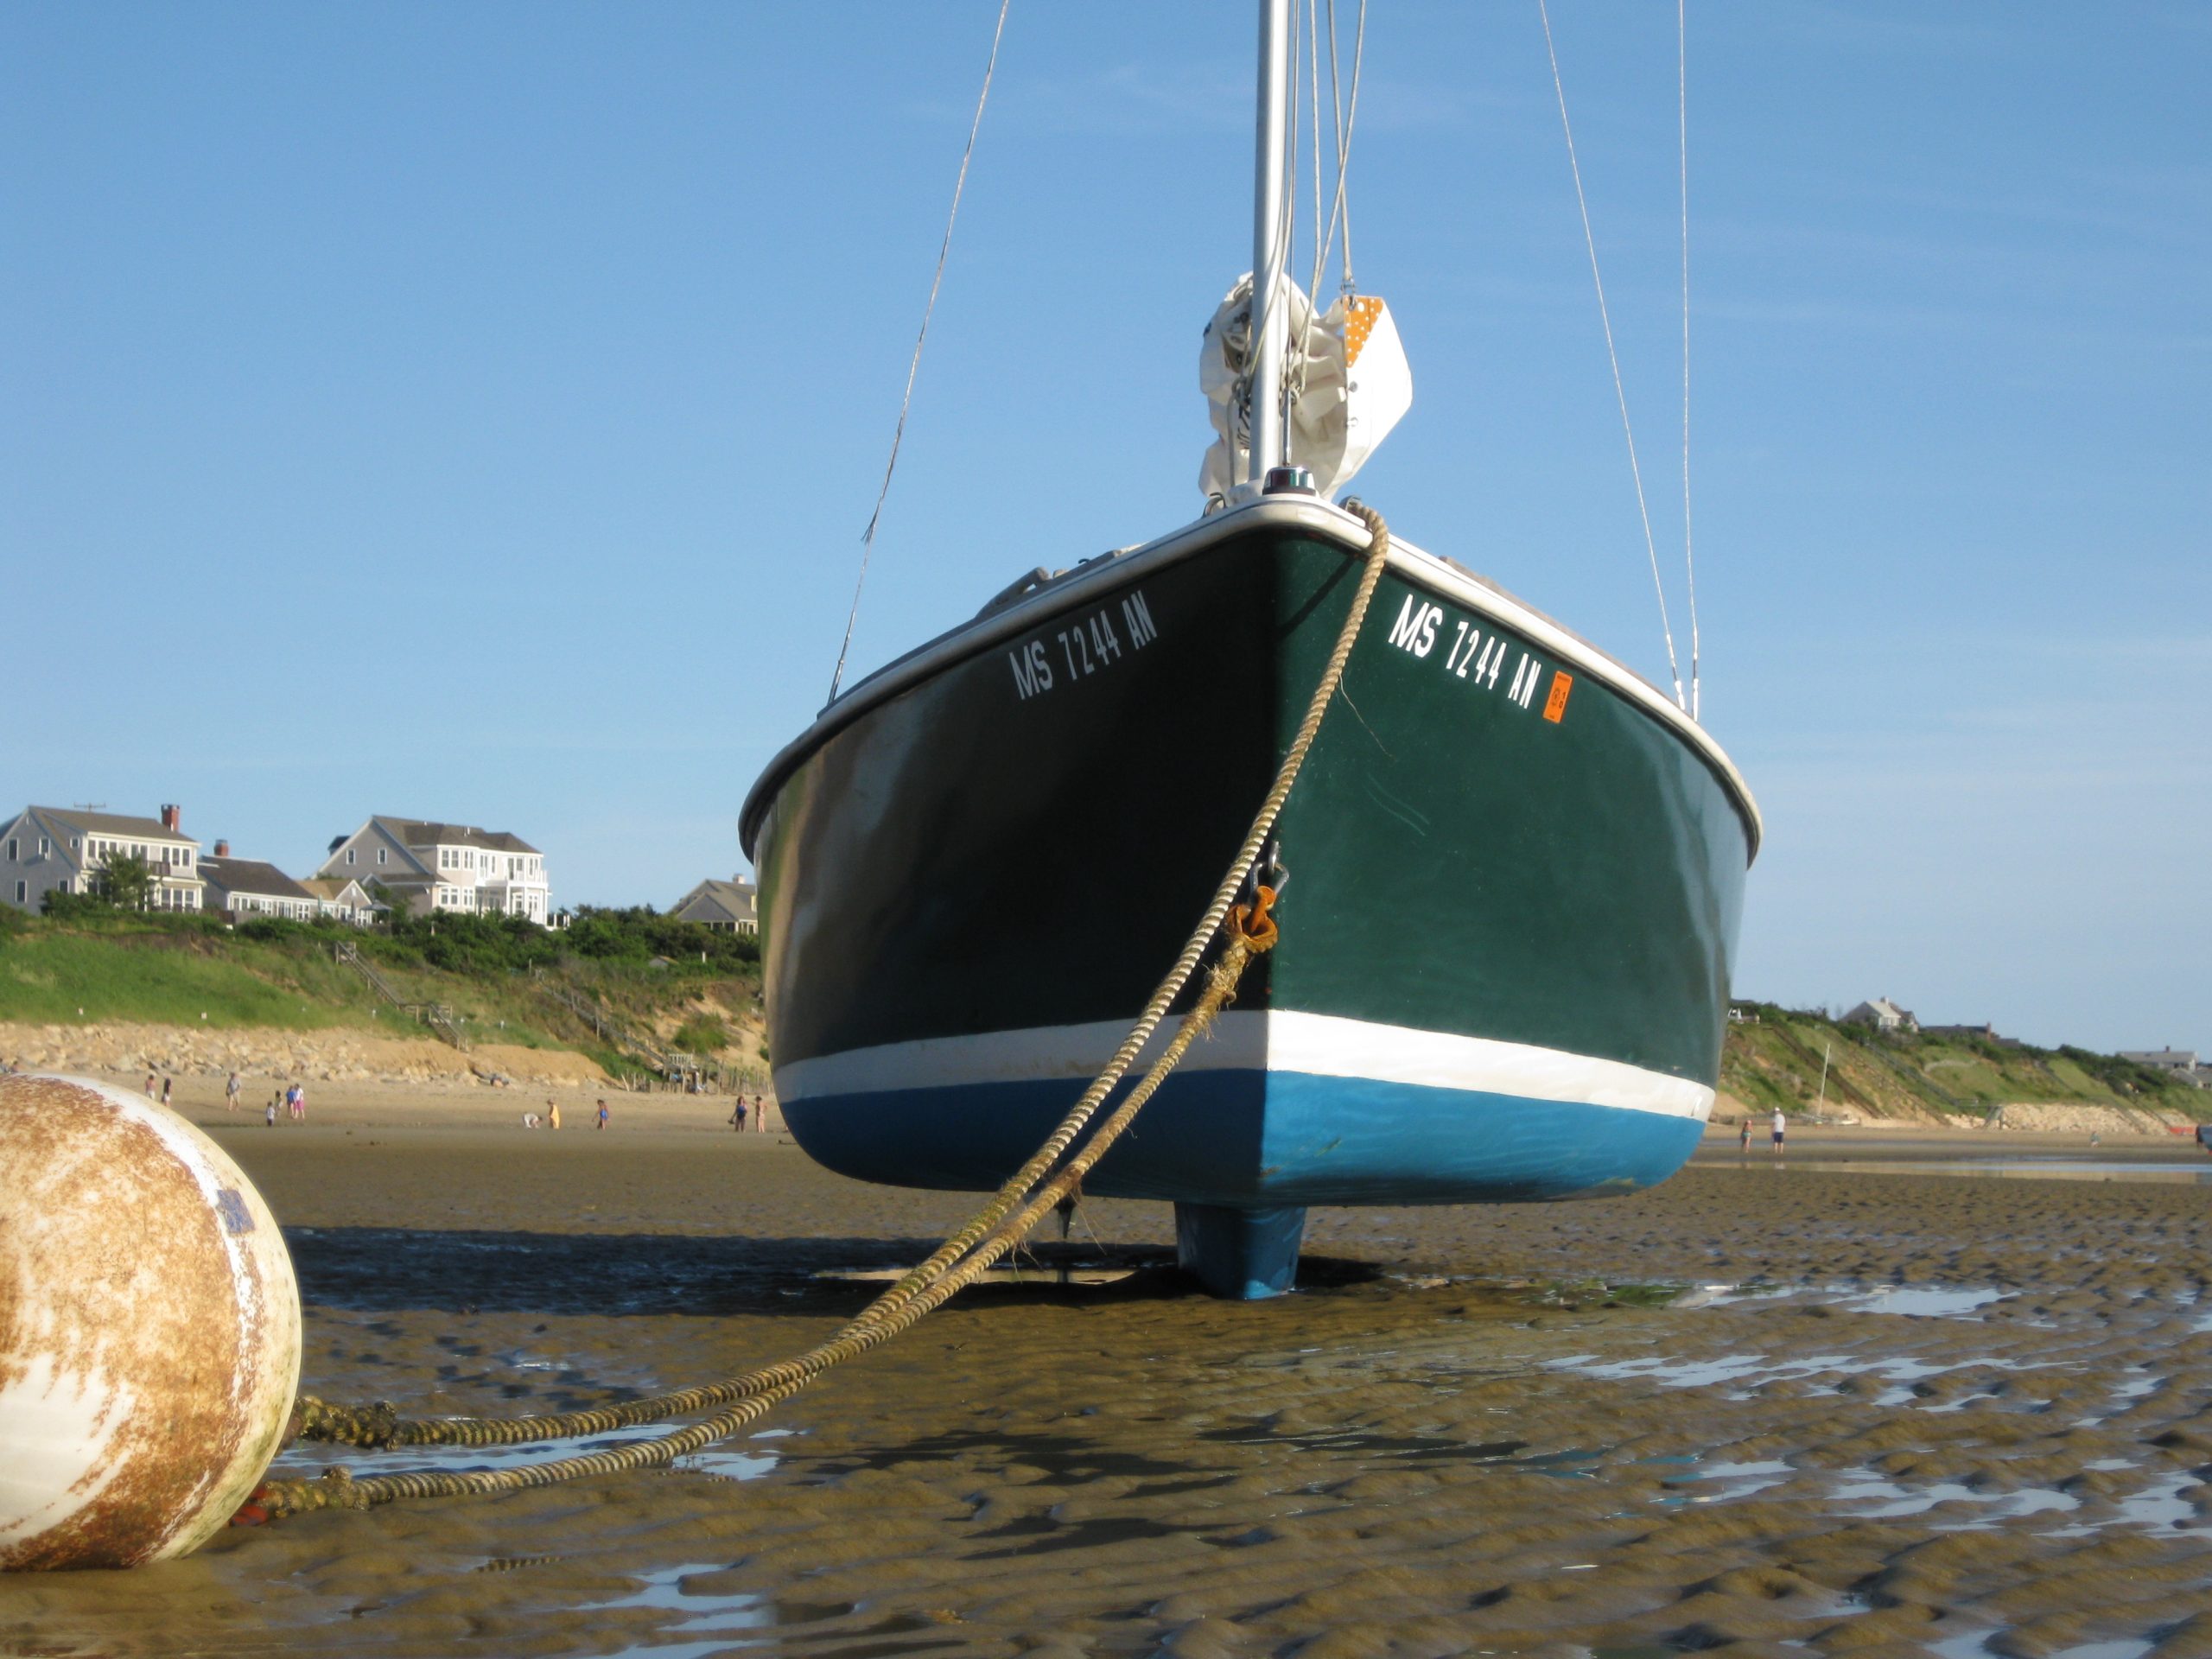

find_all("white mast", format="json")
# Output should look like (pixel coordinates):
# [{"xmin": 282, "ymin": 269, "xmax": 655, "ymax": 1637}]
[{"xmin": 1248, "ymin": 0, "xmax": 1293, "ymax": 485}]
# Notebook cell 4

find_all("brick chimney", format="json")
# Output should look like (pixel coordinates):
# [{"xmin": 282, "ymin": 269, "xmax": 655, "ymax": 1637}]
[
  {"xmin": 213, "ymin": 839, "xmax": 230, "ymax": 857},
  {"xmin": 160, "ymin": 804, "xmax": 181, "ymax": 832}
]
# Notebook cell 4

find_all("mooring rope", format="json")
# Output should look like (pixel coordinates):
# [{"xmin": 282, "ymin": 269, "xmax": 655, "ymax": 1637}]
[{"xmin": 246, "ymin": 502, "xmax": 1394, "ymax": 1521}]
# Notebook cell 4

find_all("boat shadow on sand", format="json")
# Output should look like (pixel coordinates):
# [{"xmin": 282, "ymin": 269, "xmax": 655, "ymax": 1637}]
[{"xmin": 283, "ymin": 1226, "xmax": 1386, "ymax": 1318}]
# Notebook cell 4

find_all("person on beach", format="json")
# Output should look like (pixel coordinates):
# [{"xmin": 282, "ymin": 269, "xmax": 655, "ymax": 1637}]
[
  {"xmin": 1770, "ymin": 1108, "xmax": 1786, "ymax": 1158},
  {"xmin": 264, "ymin": 1102, "xmax": 277, "ymax": 1128},
  {"xmin": 144, "ymin": 1072, "xmax": 156, "ymax": 1098},
  {"xmin": 160, "ymin": 1077, "xmax": 172, "ymax": 1106},
  {"xmin": 731, "ymin": 1098, "xmax": 747, "ymax": 1133},
  {"xmin": 547, "ymin": 1099, "xmax": 562, "ymax": 1130},
  {"xmin": 226, "ymin": 1071, "xmax": 241, "ymax": 1110},
  {"xmin": 595, "ymin": 1099, "xmax": 609, "ymax": 1130},
  {"xmin": 1738, "ymin": 1117, "xmax": 1751, "ymax": 1154},
  {"xmin": 753, "ymin": 1094, "xmax": 766, "ymax": 1132}
]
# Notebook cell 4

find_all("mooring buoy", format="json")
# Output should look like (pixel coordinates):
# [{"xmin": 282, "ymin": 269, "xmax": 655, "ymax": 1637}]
[{"xmin": 0, "ymin": 1073, "xmax": 301, "ymax": 1570}]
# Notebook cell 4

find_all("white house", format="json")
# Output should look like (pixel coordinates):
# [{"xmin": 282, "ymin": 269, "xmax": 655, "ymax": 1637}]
[
  {"xmin": 671, "ymin": 875, "xmax": 759, "ymax": 935},
  {"xmin": 199, "ymin": 852, "xmax": 321, "ymax": 922},
  {"xmin": 2120, "ymin": 1049, "xmax": 2203, "ymax": 1087},
  {"xmin": 300, "ymin": 875, "xmax": 382, "ymax": 926},
  {"xmin": 0, "ymin": 804, "xmax": 205, "ymax": 913},
  {"xmin": 316, "ymin": 815, "xmax": 551, "ymax": 924},
  {"xmin": 1842, "ymin": 996, "xmax": 1919, "ymax": 1034}
]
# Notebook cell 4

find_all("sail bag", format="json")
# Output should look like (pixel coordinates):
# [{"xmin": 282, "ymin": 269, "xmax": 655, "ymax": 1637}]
[{"xmin": 1198, "ymin": 275, "xmax": 1412, "ymax": 501}]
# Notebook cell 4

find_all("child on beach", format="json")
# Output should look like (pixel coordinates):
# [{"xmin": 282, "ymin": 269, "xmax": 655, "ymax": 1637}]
[
  {"xmin": 547, "ymin": 1100, "xmax": 561, "ymax": 1130},
  {"xmin": 161, "ymin": 1077, "xmax": 172, "ymax": 1106},
  {"xmin": 595, "ymin": 1099, "xmax": 609, "ymax": 1130},
  {"xmin": 226, "ymin": 1071, "xmax": 241, "ymax": 1110},
  {"xmin": 264, "ymin": 1102, "xmax": 277, "ymax": 1128},
  {"xmin": 731, "ymin": 1098, "xmax": 747, "ymax": 1133}
]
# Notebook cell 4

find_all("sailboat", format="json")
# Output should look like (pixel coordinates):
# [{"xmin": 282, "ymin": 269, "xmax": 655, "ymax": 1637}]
[{"xmin": 740, "ymin": 3, "xmax": 1760, "ymax": 1299}]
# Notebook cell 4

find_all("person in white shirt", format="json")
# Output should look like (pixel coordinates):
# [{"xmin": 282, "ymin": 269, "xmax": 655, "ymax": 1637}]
[{"xmin": 1770, "ymin": 1109, "xmax": 1787, "ymax": 1157}]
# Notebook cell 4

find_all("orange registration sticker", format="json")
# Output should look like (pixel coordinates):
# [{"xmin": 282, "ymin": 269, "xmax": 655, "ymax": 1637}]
[{"xmin": 1541, "ymin": 671, "xmax": 1573, "ymax": 723}]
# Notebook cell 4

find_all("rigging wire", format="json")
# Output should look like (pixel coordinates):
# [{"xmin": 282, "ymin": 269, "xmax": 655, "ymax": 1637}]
[
  {"xmin": 1313, "ymin": 0, "xmax": 1367, "ymax": 301},
  {"xmin": 828, "ymin": 0, "xmax": 1012, "ymax": 703},
  {"xmin": 1678, "ymin": 0, "xmax": 1701, "ymax": 721},
  {"xmin": 1536, "ymin": 0, "xmax": 1687, "ymax": 713}
]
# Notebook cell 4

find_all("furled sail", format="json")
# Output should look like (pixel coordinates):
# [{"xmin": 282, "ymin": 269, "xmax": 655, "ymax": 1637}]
[{"xmin": 1198, "ymin": 275, "xmax": 1412, "ymax": 501}]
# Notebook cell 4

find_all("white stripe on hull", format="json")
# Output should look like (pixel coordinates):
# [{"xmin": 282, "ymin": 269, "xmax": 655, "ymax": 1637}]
[{"xmin": 775, "ymin": 1011, "xmax": 1714, "ymax": 1122}]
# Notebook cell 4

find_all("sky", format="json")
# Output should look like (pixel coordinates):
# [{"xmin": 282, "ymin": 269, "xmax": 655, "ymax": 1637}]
[{"xmin": 3, "ymin": 3, "xmax": 2205, "ymax": 1055}]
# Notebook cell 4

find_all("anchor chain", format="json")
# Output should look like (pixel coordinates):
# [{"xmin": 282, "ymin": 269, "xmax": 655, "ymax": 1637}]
[{"xmin": 241, "ymin": 502, "xmax": 1392, "ymax": 1522}]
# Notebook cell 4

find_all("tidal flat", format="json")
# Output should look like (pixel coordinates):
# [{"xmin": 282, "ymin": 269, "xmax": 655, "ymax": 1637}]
[{"xmin": 7, "ymin": 1118, "xmax": 2210, "ymax": 1658}]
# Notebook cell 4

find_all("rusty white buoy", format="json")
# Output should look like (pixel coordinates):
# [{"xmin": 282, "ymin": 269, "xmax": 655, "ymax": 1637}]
[{"xmin": 0, "ymin": 1074, "xmax": 301, "ymax": 1570}]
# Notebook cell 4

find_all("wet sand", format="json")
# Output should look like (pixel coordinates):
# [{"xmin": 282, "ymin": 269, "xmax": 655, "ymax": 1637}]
[{"xmin": 8, "ymin": 1100, "xmax": 2211, "ymax": 1657}]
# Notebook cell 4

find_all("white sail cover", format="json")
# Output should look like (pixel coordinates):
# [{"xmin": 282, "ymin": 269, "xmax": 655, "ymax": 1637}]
[{"xmin": 1198, "ymin": 274, "xmax": 1412, "ymax": 501}]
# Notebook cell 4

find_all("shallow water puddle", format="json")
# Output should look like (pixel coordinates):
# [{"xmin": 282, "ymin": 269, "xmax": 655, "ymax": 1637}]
[
  {"xmin": 1763, "ymin": 1158, "xmax": 2212, "ymax": 1185},
  {"xmin": 1646, "ymin": 1450, "xmax": 2208, "ymax": 1539},
  {"xmin": 1847, "ymin": 1285, "xmax": 2012, "ymax": 1318},
  {"xmin": 1931, "ymin": 1637, "xmax": 2155, "ymax": 1659},
  {"xmin": 1832, "ymin": 1467, "xmax": 2079, "ymax": 1520},
  {"xmin": 1655, "ymin": 1457, "xmax": 1793, "ymax": 1503},
  {"xmin": 588, "ymin": 1560, "xmax": 863, "ymax": 1659},
  {"xmin": 1678, "ymin": 1281, "xmax": 2015, "ymax": 1319},
  {"xmin": 1542, "ymin": 1347, "xmax": 2024, "ymax": 1403}
]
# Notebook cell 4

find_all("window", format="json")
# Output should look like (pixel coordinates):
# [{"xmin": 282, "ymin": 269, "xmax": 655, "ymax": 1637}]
[
  {"xmin": 5, "ymin": 839, "xmax": 15, "ymax": 861},
  {"xmin": 72, "ymin": 836, "xmax": 80, "ymax": 851},
  {"xmin": 12, "ymin": 880, "xmax": 22, "ymax": 903},
  {"xmin": 38, "ymin": 836, "xmax": 51, "ymax": 855},
  {"xmin": 377, "ymin": 849, "xmax": 386, "ymax": 866},
  {"xmin": 346, "ymin": 849, "xmax": 355, "ymax": 865}
]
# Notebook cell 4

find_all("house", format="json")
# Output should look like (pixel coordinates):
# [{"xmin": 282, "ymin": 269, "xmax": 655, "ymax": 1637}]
[
  {"xmin": 1842, "ymin": 996, "xmax": 1918, "ymax": 1034},
  {"xmin": 0, "ymin": 804, "xmax": 204, "ymax": 913},
  {"xmin": 671, "ymin": 875, "xmax": 758, "ymax": 935},
  {"xmin": 300, "ymin": 876, "xmax": 382, "ymax": 926},
  {"xmin": 2120, "ymin": 1049, "xmax": 2204, "ymax": 1087},
  {"xmin": 199, "ymin": 850, "xmax": 320, "ymax": 922},
  {"xmin": 315, "ymin": 815, "xmax": 552, "ymax": 924}
]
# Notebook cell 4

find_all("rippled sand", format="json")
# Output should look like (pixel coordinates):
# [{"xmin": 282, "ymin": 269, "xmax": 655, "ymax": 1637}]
[{"xmin": 8, "ymin": 1118, "xmax": 2210, "ymax": 1657}]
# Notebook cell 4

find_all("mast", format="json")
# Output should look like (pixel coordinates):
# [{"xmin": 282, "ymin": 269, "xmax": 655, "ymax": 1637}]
[{"xmin": 1248, "ymin": 0, "xmax": 1293, "ymax": 485}]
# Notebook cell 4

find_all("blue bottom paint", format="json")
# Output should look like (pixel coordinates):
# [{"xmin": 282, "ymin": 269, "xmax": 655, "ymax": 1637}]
[
  {"xmin": 1175, "ymin": 1202, "xmax": 1307, "ymax": 1300},
  {"xmin": 782, "ymin": 1067, "xmax": 1705, "ymax": 1209}
]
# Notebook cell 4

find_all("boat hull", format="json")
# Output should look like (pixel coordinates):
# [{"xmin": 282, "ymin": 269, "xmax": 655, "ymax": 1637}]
[{"xmin": 747, "ymin": 504, "xmax": 1752, "ymax": 1226}]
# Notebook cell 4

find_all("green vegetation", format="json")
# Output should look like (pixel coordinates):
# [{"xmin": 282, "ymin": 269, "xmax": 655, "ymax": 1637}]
[
  {"xmin": 0, "ymin": 906, "xmax": 764, "ymax": 1066},
  {"xmin": 91, "ymin": 851, "xmax": 156, "ymax": 911},
  {"xmin": 672, "ymin": 1012, "xmax": 731, "ymax": 1054},
  {"xmin": 1721, "ymin": 1003, "xmax": 2207, "ymax": 1124}
]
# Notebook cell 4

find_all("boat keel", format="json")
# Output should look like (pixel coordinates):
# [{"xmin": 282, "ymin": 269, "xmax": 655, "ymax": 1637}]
[{"xmin": 1173, "ymin": 1202, "xmax": 1307, "ymax": 1300}]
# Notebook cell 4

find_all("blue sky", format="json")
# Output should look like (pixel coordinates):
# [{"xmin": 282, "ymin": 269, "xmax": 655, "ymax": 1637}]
[{"xmin": 4, "ymin": 4, "xmax": 2205, "ymax": 1054}]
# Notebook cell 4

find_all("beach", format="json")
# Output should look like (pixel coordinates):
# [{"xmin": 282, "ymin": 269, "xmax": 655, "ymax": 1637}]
[{"xmin": 8, "ymin": 1083, "xmax": 2210, "ymax": 1656}]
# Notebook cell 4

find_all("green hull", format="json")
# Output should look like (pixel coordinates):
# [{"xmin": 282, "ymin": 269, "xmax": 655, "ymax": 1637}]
[{"xmin": 742, "ymin": 499, "xmax": 1756, "ymax": 1217}]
